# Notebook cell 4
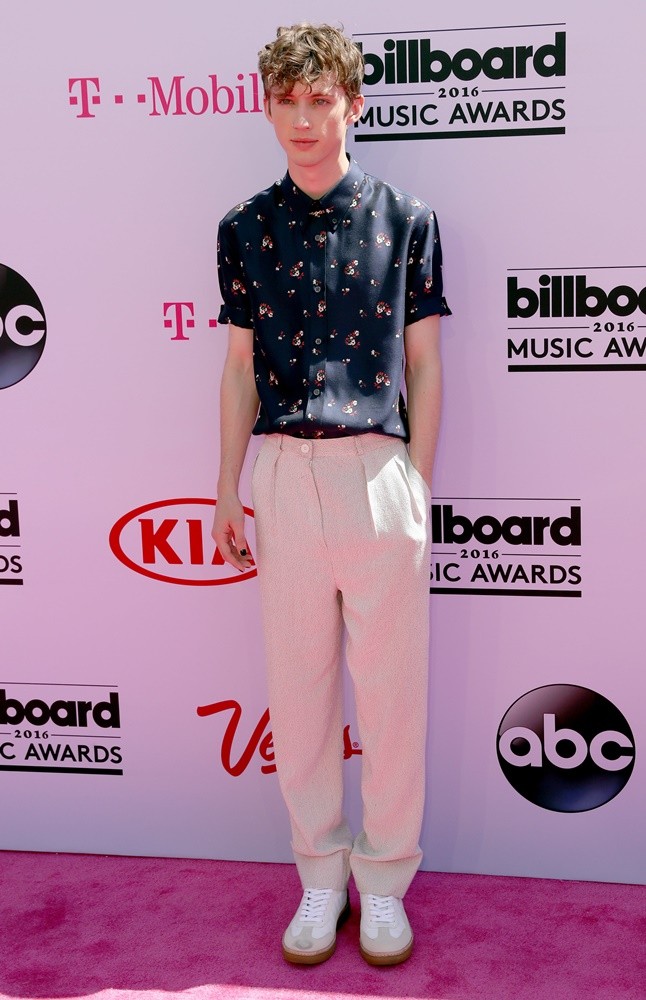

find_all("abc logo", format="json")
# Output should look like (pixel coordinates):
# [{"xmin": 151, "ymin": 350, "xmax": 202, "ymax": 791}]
[
  {"xmin": 497, "ymin": 684, "xmax": 635, "ymax": 812},
  {"xmin": 0, "ymin": 264, "xmax": 47, "ymax": 390}
]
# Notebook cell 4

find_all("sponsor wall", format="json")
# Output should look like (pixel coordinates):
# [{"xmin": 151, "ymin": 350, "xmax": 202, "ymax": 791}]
[{"xmin": 2, "ymin": 0, "xmax": 644, "ymax": 883}]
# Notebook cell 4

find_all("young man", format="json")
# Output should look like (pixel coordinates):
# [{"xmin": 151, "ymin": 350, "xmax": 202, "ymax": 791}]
[{"xmin": 212, "ymin": 23, "xmax": 450, "ymax": 966}]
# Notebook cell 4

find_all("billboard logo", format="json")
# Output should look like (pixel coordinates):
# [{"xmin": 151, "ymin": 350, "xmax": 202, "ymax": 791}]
[
  {"xmin": 359, "ymin": 32, "xmax": 565, "ymax": 85},
  {"xmin": 110, "ymin": 498, "xmax": 257, "ymax": 585},
  {"xmin": 497, "ymin": 684, "xmax": 635, "ymax": 811},
  {"xmin": 506, "ymin": 266, "xmax": 646, "ymax": 371},
  {"xmin": 430, "ymin": 498, "xmax": 582, "ymax": 597},
  {"xmin": 352, "ymin": 23, "xmax": 567, "ymax": 142},
  {"xmin": 0, "ymin": 496, "xmax": 23, "ymax": 585},
  {"xmin": 0, "ymin": 683, "xmax": 123, "ymax": 775},
  {"xmin": 0, "ymin": 265, "xmax": 47, "ymax": 390}
]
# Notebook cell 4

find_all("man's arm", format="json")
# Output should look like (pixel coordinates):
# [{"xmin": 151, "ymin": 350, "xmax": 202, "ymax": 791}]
[
  {"xmin": 404, "ymin": 313, "xmax": 442, "ymax": 491},
  {"xmin": 211, "ymin": 323, "xmax": 259, "ymax": 571}
]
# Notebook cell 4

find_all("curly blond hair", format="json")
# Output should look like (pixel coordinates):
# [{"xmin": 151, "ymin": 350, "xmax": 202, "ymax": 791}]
[{"xmin": 258, "ymin": 23, "xmax": 364, "ymax": 102}]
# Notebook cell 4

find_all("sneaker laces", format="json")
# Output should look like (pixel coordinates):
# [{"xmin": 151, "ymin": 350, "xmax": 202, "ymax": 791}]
[
  {"xmin": 298, "ymin": 888, "xmax": 334, "ymax": 925},
  {"xmin": 364, "ymin": 894, "xmax": 397, "ymax": 926}
]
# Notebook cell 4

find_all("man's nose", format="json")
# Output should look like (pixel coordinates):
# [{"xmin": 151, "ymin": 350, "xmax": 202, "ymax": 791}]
[{"xmin": 293, "ymin": 110, "xmax": 311, "ymax": 129}]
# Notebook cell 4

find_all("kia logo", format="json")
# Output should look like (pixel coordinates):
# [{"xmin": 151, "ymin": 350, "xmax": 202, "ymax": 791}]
[{"xmin": 109, "ymin": 498, "xmax": 256, "ymax": 585}]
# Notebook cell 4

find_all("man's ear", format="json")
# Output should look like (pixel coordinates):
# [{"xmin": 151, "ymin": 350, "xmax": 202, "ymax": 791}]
[
  {"xmin": 263, "ymin": 94, "xmax": 272, "ymax": 122},
  {"xmin": 346, "ymin": 93, "xmax": 365, "ymax": 124}
]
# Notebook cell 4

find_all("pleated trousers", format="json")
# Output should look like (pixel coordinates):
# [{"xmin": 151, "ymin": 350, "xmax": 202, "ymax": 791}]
[{"xmin": 251, "ymin": 432, "xmax": 431, "ymax": 898}]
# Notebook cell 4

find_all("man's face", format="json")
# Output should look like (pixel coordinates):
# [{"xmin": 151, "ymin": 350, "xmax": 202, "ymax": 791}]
[{"xmin": 264, "ymin": 74, "xmax": 364, "ymax": 176}]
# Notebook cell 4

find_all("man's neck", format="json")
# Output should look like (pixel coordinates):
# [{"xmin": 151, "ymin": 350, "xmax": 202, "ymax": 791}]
[{"xmin": 288, "ymin": 151, "xmax": 350, "ymax": 200}]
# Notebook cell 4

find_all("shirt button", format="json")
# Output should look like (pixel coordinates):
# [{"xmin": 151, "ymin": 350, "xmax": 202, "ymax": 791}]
[
  {"xmin": 300, "ymin": 443, "xmax": 309, "ymax": 454},
  {"xmin": 315, "ymin": 338, "xmax": 322, "ymax": 344},
  {"xmin": 313, "ymin": 388, "xmax": 320, "ymax": 396}
]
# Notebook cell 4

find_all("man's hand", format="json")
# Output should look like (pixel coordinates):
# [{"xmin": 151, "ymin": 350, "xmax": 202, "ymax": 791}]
[{"xmin": 212, "ymin": 493, "xmax": 253, "ymax": 572}]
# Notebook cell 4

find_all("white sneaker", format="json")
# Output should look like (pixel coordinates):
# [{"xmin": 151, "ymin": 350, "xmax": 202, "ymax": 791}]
[
  {"xmin": 359, "ymin": 893, "xmax": 414, "ymax": 965},
  {"xmin": 282, "ymin": 888, "xmax": 350, "ymax": 965}
]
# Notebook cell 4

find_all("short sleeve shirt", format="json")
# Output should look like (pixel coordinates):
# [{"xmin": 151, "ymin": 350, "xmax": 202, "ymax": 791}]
[{"xmin": 217, "ymin": 157, "xmax": 450, "ymax": 440}]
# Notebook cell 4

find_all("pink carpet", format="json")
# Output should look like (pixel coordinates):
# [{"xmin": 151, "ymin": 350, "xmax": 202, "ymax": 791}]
[{"xmin": 0, "ymin": 852, "xmax": 644, "ymax": 1000}]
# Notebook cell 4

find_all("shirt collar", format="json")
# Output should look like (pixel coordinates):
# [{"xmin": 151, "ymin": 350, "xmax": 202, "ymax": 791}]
[{"xmin": 277, "ymin": 156, "xmax": 365, "ymax": 232}]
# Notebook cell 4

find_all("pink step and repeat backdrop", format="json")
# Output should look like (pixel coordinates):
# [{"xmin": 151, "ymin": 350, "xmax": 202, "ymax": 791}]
[{"xmin": 2, "ymin": 1, "xmax": 645, "ymax": 883}]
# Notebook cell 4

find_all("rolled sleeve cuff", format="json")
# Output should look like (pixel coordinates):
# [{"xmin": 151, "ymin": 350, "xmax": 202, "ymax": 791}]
[
  {"xmin": 406, "ymin": 295, "xmax": 452, "ymax": 325},
  {"xmin": 217, "ymin": 303, "xmax": 254, "ymax": 328}
]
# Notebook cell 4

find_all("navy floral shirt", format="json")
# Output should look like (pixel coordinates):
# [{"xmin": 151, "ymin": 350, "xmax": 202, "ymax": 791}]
[{"xmin": 217, "ymin": 157, "xmax": 450, "ymax": 440}]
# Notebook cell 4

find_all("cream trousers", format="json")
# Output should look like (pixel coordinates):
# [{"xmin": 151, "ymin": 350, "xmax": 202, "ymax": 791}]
[{"xmin": 251, "ymin": 432, "xmax": 431, "ymax": 898}]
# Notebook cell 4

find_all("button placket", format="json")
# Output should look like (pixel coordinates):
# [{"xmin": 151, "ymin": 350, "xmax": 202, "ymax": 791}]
[{"xmin": 305, "ymin": 218, "xmax": 328, "ymax": 424}]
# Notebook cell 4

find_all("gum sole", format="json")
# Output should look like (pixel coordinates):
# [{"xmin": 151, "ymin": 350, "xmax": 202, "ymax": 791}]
[
  {"xmin": 360, "ymin": 934, "xmax": 414, "ymax": 966},
  {"xmin": 282, "ymin": 896, "xmax": 351, "ymax": 966}
]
